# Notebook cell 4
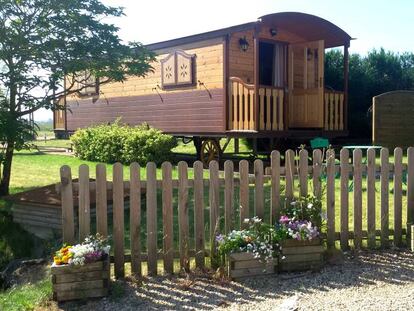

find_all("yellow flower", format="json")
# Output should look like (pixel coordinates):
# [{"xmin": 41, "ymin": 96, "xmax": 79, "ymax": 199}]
[{"xmin": 62, "ymin": 255, "xmax": 69, "ymax": 263}]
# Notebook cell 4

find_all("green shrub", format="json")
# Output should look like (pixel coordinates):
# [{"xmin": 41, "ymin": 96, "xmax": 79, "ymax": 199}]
[{"xmin": 71, "ymin": 121, "xmax": 177, "ymax": 165}]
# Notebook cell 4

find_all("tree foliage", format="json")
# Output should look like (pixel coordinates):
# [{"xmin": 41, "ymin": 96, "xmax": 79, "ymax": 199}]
[
  {"xmin": 325, "ymin": 48, "xmax": 414, "ymax": 137},
  {"xmin": 0, "ymin": 0, "xmax": 155, "ymax": 195}
]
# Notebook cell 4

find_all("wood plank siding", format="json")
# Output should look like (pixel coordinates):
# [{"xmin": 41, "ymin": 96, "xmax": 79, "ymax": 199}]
[
  {"xmin": 228, "ymin": 28, "xmax": 305, "ymax": 84},
  {"xmin": 66, "ymin": 39, "xmax": 225, "ymax": 134},
  {"xmin": 373, "ymin": 91, "xmax": 414, "ymax": 149}
]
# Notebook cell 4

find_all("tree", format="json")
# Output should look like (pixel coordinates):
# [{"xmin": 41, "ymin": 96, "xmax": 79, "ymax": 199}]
[
  {"xmin": 0, "ymin": 0, "xmax": 155, "ymax": 195},
  {"xmin": 325, "ymin": 48, "xmax": 414, "ymax": 138}
]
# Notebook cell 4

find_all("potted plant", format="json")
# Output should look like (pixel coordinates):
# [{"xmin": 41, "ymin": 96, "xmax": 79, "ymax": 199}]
[
  {"xmin": 216, "ymin": 217, "xmax": 282, "ymax": 279},
  {"xmin": 51, "ymin": 234, "xmax": 111, "ymax": 302},
  {"xmin": 276, "ymin": 195, "xmax": 325, "ymax": 272}
]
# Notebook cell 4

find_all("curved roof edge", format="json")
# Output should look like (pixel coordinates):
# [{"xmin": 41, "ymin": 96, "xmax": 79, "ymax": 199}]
[
  {"xmin": 146, "ymin": 12, "xmax": 352, "ymax": 51},
  {"xmin": 259, "ymin": 12, "xmax": 351, "ymax": 48}
]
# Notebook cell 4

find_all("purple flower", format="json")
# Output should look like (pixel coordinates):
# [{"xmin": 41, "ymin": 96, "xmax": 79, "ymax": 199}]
[
  {"xmin": 279, "ymin": 215, "xmax": 290, "ymax": 224},
  {"xmin": 84, "ymin": 250, "xmax": 104, "ymax": 264},
  {"xmin": 215, "ymin": 234, "xmax": 224, "ymax": 244}
]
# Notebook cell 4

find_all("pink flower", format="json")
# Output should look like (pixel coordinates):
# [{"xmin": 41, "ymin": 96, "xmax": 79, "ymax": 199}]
[{"xmin": 279, "ymin": 215, "xmax": 290, "ymax": 224}]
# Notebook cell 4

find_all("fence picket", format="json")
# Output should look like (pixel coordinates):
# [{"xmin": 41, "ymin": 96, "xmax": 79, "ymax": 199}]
[
  {"xmin": 326, "ymin": 151, "xmax": 335, "ymax": 249},
  {"xmin": 353, "ymin": 149, "xmax": 363, "ymax": 249},
  {"xmin": 58, "ymin": 146, "xmax": 413, "ymax": 276},
  {"xmin": 312, "ymin": 149, "xmax": 322, "ymax": 199},
  {"xmin": 162, "ymin": 162, "xmax": 173, "ymax": 274},
  {"xmin": 130, "ymin": 163, "xmax": 141, "ymax": 277},
  {"xmin": 96, "ymin": 164, "xmax": 107, "ymax": 237},
  {"xmin": 146, "ymin": 162, "xmax": 157, "ymax": 276},
  {"xmin": 299, "ymin": 149, "xmax": 308, "ymax": 197},
  {"xmin": 194, "ymin": 161, "xmax": 205, "ymax": 269},
  {"xmin": 394, "ymin": 148, "xmax": 403, "ymax": 247},
  {"xmin": 380, "ymin": 148, "xmax": 389, "ymax": 248},
  {"xmin": 113, "ymin": 163, "xmax": 125, "ymax": 279},
  {"xmin": 367, "ymin": 148, "xmax": 376, "ymax": 249},
  {"xmin": 340, "ymin": 149, "xmax": 349, "ymax": 250},
  {"xmin": 224, "ymin": 161, "xmax": 234, "ymax": 233},
  {"xmin": 271, "ymin": 151, "xmax": 280, "ymax": 223},
  {"xmin": 285, "ymin": 150, "xmax": 295, "ymax": 201},
  {"xmin": 254, "ymin": 159, "xmax": 264, "ymax": 220},
  {"xmin": 209, "ymin": 160, "xmax": 220, "ymax": 269},
  {"xmin": 60, "ymin": 166, "xmax": 74, "ymax": 244},
  {"xmin": 78, "ymin": 164, "xmax": 90, "ymax": 241},
  {"xmin": 407, "ymin": 147, "xmax": 414, "ymax": 243},
  {"xmin": 178, "ymin": 161, "xmax": 190, "ymax": 272},
  {"xmin": 239, "ymin": 160, "xmax": 249, "ymax": 229}
]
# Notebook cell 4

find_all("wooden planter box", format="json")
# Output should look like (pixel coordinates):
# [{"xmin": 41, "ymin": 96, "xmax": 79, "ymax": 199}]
[
  {"xmin": 279, "ymin": 239, "xmax": 324, "ymax": 272},
  {"xmin": 228, "ymin": 252, "xmax": 277, "ymax": 280},
  {"xmin": 51, "ymin": 258, "xmax": 110, "ymax": 302}
]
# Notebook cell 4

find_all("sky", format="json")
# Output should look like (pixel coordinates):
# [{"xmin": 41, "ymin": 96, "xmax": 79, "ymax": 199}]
[{"xmin": 35, "ymin": 0, "xmax": 414, "ymax": 121}]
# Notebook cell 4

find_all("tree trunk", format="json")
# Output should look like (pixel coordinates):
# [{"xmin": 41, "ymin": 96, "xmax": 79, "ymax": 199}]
[{"xmin": 0, "ymin": 141, "xmax": 14, "ymax": 196}]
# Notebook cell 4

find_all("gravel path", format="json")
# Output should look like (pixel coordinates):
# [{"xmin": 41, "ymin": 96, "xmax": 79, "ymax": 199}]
[{"xmin": 55, "ymin": 249, "xmax": 414, "ymax": 311}]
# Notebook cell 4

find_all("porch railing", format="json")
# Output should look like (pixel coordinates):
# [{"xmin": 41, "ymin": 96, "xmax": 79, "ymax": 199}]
[
  {"xmin": 228, "ymin": 77, "xmax": 255, "ymax": 131},
  {"xmin": 258, "ymin": 85, "xmax": 284, "ymax": 131},
  {"xmin": 324, "ymin": 90, "xmax": 344, "ymax": 130},
  {"xmin": 228, "ymin": 77, "xmax": 284, "ymax": 131}
]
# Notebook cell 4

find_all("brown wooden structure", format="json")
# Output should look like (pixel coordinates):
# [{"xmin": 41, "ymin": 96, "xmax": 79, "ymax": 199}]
[
  {"xmin": 372, "ymin": 91, "xmax": 414, "ymax": 149},
  {"xmin": 54, "ymin": 12, "xmax": 351, "ymax": 162}
]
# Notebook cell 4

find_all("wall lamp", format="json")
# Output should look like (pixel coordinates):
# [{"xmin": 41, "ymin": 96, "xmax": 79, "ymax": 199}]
[
  {"xmin": 269, "ymin": 28, "xmax": 278, "ymax": 37},
  {"xmin": 239, "ymin": 36, "xmax": 249, "ymax": 52}
]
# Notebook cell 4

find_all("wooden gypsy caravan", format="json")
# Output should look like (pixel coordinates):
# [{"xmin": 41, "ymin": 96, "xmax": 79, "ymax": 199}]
[{"xmin": 54, "ymin": 12, "xmax": 351, "ymax": 164}]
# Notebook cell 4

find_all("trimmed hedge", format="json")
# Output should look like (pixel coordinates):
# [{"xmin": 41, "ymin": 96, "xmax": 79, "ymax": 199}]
[{"xmin": 70, "ymin": 122, "xmax": 177, "ymax": 165}]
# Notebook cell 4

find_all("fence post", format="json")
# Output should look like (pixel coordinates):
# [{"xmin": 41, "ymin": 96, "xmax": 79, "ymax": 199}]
[
  {"xmin": 60, "ymin": 165, "xmax": 74, "ymax": 244},
  {"xmin": 239, "ymin": 160, "xmax": 249, "ymax": 229},
  {"xmin": 326, "ymin": 150, "xmax": 335, "ymax": 249},
  {"xmin": 353, "ymin": 149, "xmax": 363, "ymax": 249},
  {"xmin": 178, "ymin": 161, "xmax": 190, "ymax": 272},
  {"xmin": 367, "ymin": 148, "xmax": 376, "ymax": 249},
  {"xmin": 271, "ymin": 151, "xmax": 280, "ymax": 224},
  {"xmin": 113, "ymin": 163, "xmax": 125, "ymax": 278},
  {"xmin": 96, "ymin": 164, "xmax": 108, "ymax": 238},
  {"xmin": 340, "ymin": 148, "xmax": 349, "ymax": 250},
  {"xmin": 209, "ymin": 160, "xmax": 220, "ymax": 269},
  {"xmin": 312, "ymin": 149, "xmax": 322, "ymax": 199},
  {"xmin": 146, "ymin": 162, "xmax": 157, "ymax": 276},
  {"xmin": 393, "ymin": 147, "xmax": 403, "ymax": 247},
  {"xmin": 194, "ymin": 161, "xmax": 205, "ymax": 269},
  {"xmin": 285, "ymin": 150, "xmax": 295, "ymax": 202},
  {"xmin": 407, "ymin": 147, "xmax": 414, "ymax": 244},
  {"xmin": 299, "ymin": 149, "xmax": 308, "ymax": 197},
  {"xmin": 162, "ymin": 162, "xmax": 173, "ymax": 274},
  {"xmin": 254, "ymin": 159, "xmax": 264, "ymax": 220},
  {"xmin": 224, "ymin": 160, "xmax": 234, "ymax": 233},
  {"xmin": 130, "ymin": 162, "xmax": 142, "ymax": 277},
  {"xmin": 380, "ymin": 148, "xmax": 389, "ymax": 248},
  {"xmin": 78, "ymin": 164, "xmax": 90, "ymax": 241}
]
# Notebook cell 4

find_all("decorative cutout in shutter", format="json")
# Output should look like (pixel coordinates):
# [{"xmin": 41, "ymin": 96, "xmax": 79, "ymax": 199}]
[
  {"xmin": 161, "ymin": 53, "xmax": 176, "ymax": 86},
  {"xmin": 161, "ymin": 50, "xmax": 195, "ymax": 88}
]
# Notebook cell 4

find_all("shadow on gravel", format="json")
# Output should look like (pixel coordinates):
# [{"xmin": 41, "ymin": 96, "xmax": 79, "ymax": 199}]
[{"xmin": 57, "ymin": 249, "xmax": 414, "ymax": 310}]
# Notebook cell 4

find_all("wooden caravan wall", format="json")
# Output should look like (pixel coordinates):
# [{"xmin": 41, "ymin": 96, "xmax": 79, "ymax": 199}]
[
  {"xmin": 65, "ymin": 39, "xmax": 224, "ymax": 134},
  {"xmin": 228, "ymin": 27, "xmax": 305, "ymax": 84},
  {"xmin": 373, "ymin": 91, "xmax": 414, "ymax": 149}
]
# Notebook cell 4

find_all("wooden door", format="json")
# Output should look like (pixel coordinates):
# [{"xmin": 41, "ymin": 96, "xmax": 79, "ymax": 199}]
[
  {"xmin": 54, "ymin": 98, "xmax": 66, "ymax": 130},
  {"xmin": 288, "ymin": 40, "xmax": 324, "ymax": 128}
]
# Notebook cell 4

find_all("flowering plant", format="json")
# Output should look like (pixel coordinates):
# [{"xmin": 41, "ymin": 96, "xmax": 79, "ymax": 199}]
[
  {"xmin": 276, "ymin": 217, "xmax": 320, "ymax": 241},
  {"xmin": 216, "ymin": 217, "xmax": 282, "ymax": 264},
  {"xmin": 275, "ymin": 194, "xmax": 324, "ymax": 241},
  {"xmin": 53, "ymin": 234, "xmax": 110, "ymax": 266}
]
